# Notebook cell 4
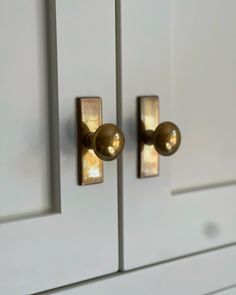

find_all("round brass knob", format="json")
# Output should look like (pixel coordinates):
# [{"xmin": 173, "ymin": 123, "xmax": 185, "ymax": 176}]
[
  {"xmin": 143, "ymin": 121, "xmax": 181, "ymax": 156},
  {"xmin": 84, "ymin": 123, "xmax": 125, "ymax": 161}
]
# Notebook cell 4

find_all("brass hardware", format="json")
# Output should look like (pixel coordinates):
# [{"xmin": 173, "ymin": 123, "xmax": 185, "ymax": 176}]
[
  {"xmin": 77, "ymin": 97, "xmax": 125, "ymax": 185},
  {"xmin": 138, "ymin": 96, "xmax": 160, "ymax": 178},
  {"xmin": 143, "ymin": 122, "xmax": 181, "ymax": 156},
  {"xmin": 84, "ymin": 123, "xmax": 124, "ymax": 161},
  {"xmin": 138, "ymin": 96, "xmax": 181, "ymax": 178}
]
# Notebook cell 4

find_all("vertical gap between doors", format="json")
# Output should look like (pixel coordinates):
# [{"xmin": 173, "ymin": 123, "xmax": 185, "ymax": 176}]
[
  {"xmin": 45, "ymin": 0, "xmax": 61, "ymax": 213},
  {"xmin": 115, "ymin": 0, "xmax": 124, "ymax": 271}
]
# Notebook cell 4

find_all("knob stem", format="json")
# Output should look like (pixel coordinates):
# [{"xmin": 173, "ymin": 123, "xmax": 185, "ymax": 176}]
[
  {"xmin": 84, "ymin": 132, "xmax": 94, "ymax": 149},
  {"xmin": 142, "ymin": 130, "xmax": 155, "ymax": 145}
]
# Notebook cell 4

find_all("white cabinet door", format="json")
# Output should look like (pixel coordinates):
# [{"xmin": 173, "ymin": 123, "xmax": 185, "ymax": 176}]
[
  {"xmin": 120, "ymin": 0, "xmax": 236, "ymax": 269},
  {"xmin": 38, "ymin": 246, "xmax": 236, "ymax": 295},
  {"xmin": 0, "ymin": 0, "xmax": 118, "ymax": 294}
]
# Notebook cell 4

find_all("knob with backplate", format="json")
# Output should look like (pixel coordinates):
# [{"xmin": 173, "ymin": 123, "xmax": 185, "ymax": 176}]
[{"xmin": 138, "ymin": 96, "xmax": 181, "ymax": 178}]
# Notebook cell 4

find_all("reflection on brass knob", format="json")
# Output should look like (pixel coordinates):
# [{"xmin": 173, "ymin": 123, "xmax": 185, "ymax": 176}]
[
  {"xmin": 143, "ymin": 121, "xmax": 181, "ymax": 156},
  {"xmin": 84, "ymin": 123, "xmax": 125, "ymax": 161}
]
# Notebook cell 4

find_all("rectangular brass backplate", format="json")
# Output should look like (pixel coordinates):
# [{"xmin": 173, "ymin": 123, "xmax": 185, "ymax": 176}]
[
  {"xmin": 138, "ymin": 96, "xmax": 159, "ymax": 178},
  {"xmin": 76, "ymin": 97, "xmax": 103, "ymax": 185}
]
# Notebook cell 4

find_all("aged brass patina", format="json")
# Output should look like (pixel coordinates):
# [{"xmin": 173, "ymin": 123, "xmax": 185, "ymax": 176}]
[
  {"xmin": 138, "ymin": 96, "xmax": 181, "ymax": 178},
  {"xmin": 138, "ymin": 96, "xmax": 160, "ymax": 178},
  {"xmin": 143, "ymin": 122, "xmax": 181, "ymax": 156},
  {"xmin": 84, "ymin": 123, "xmax": 124, "ymax": 161},
  {"xmin": 77, "ymin": 97, "xmax": 125, "ymax": 185}
]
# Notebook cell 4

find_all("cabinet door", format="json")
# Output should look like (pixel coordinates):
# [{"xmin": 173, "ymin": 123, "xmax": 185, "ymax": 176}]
[
  {"xmin": 0, "ymin": 0, "xmax": 118, "ymax": 294},
  {"xmin": 38, "ymin": 246, "xmax": 236, "ymax": 295},
  {"xmin": 120, "ymin": 0, "xmax": 236, "ymax": 269}
]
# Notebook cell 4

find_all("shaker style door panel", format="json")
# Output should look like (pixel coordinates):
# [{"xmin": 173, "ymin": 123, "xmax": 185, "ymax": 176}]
[
  {"xmin": 120, "ymin": 0, "xmax": 236, "ymax": 269},
  {"xmin": 0, "ymin": 0, "xmax": 118, "ymax": 294},
  {"xmin": 0, "ymin": 0, "xmax": 52, "ymax": 220}
]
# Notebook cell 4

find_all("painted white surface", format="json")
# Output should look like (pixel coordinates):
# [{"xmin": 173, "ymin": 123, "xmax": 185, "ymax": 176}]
[
  {"xmin": 42, "ymin": 246, "xmax": 236, "ymax": 295},
  {"xmin": 171, "ymin": 0, "xmax": 236, "ymax": 192},
  {"xmin": 215, "ymin": 288, "xmax": 236, "ymax": 295},
  {"xmin": 0, "ymin": 1, "xmax": 118, "ymax": 294},
  {"xmin": 0, "ymin": 0, "xmax": 50, "ymax": 218},
  {"xmin": 120, "ymin": 0, "xmax": 236, "ymax": 269},
  {"xmin": 1, "ymin": 1, "xmax": 236, "ymax": 294}
]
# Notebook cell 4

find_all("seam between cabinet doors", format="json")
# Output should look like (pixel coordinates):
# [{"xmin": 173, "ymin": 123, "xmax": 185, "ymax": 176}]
[
  {"xmin": 34, "ymin": 242, "xmax": 236, "ymax": 294},
  {"xmin": 115, "ymin": 0, "xmax": 125, "ymax": 271}
]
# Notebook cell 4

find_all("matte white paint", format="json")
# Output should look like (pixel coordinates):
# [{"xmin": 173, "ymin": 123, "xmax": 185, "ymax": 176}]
[
  {"xmin": 171, "ymin": 0, "xmax": 236, "ymax": 192},
  {"xmin": 213, "ymin": 287, "xmax": 236, "ymax": 295},
  {"xmin": 41, "ymin": 245, "xmax": 236, "ymax": 295},
  {"xmin": 1, "ymin": 1, "xmax": 236, "ymax": 294},
  {"xmin": 0, "ymin": 0, "xmax": 50, "ymax": 218}
]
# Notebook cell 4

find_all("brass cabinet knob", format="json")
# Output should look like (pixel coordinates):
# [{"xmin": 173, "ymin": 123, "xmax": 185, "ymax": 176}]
[
  {"xmin": 138, "ymin": 96, "xmax": 181, "ymax": 178},
  {"xmin": 84, "ymin": 123, "xmax": 125, "ymax": 161},
  {"xmin": 77, "ymin": 97, "xmax": 125, "ymax": 185},
  {"xmin": 76, "ymin": 97, "xmax": 125, "ymax": 185},
  {"xmin": 143, "ymin": 121, "xmax": 181, "ymax": 156}
]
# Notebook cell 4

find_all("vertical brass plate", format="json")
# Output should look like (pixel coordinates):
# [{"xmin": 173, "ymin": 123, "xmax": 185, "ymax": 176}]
[
  {"xmin": 138, "ymin": 96, "xmax": 159, "ymax": 178},
  {"xmin": 76, "ymin": 97, "xmax": 103, "ymax": 185}
]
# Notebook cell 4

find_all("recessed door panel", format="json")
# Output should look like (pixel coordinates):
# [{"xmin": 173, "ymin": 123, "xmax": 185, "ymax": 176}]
[
  {"xmin": 171, "ymin": 0, "xmax": 236, "ymax": 193},
  {"xmin": 120, "ymin": 0, "xmax": 236, "ymax": 269},
  {"xmin": 0, "ymin": 0, "xmax": 52, "ymax": 219}
]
